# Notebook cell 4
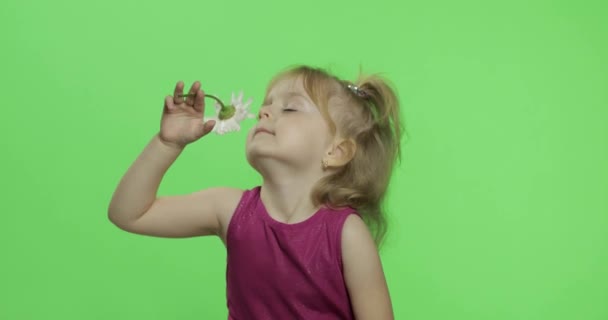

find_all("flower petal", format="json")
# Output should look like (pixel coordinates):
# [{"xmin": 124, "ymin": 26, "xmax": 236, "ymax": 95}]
[
  {"xmin": 213, "ymin": 118, "xmax": 241, "ymax": 135},
  {"xmin": 234, "ymin": 109, "xmax": 254, "ymax": 122},
  {"xmin": 241, "ymin": 97, "xmax": 252, "ymax": 109},
  {"xmin": 207, "ymin": 92, "xmax": 255, "ymax": 135},
  {"xmin": 231, "ymin": 91, "xmax": 245, "ymax": 106}
]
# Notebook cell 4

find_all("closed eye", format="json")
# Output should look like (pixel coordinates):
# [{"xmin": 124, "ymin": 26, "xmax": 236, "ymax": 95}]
[{"xmin": 282, "ymin": 108, "xmax": 297, "ymax": 112}]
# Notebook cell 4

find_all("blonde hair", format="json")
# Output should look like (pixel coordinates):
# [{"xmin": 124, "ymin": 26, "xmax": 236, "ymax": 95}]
[{"xmin": 265, "ymin": 65, "xmax": 406, "ymax": 248}]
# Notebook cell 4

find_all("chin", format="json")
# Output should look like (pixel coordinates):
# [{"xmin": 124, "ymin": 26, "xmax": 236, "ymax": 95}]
[
  {"xmin": 246, "ymin": 147, "xmax": 271, "ymax": 161},
  {"xmin": 245, "ymin": 146, "xmax": 266, "ymax": 169},
  {"xmin": 245, "ymin": 136, "xmax": 275, "ymax": 157},
  {"xmin": 245, "ymin": 150, "xmax": 272, "ymax": 175}
]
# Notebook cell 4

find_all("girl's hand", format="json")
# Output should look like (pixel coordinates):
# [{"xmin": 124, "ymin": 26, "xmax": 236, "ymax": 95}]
[{"xmin": 159, "ymin": 81, "xmax": 216, "ymax": 149}]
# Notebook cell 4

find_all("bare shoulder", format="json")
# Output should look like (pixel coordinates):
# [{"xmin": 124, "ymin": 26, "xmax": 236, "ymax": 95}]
[
  {"xmin": 195, "ymin": 186, "xmax": 244, "ymax": 215},
  {"xmin": 341, "ymin": 214, "xmax": 378, "ymax": 263},
  {"xmin": 341, "ymin": 214, "xmax": 376, "ymax": 252},
  {"xmin": 206, "ymin": 187, "xmax": 245, "ymax": 242},
  {"xmin": 119, "ymin": 186, "xmax": 244, "ymax": 239},
  {"xmin": 187, "ymin": 186, "xmax": 244, "ymax": 234},
  {"xmin": 341, "ymin": 214, "xmax": 394, "ymax": 319}
]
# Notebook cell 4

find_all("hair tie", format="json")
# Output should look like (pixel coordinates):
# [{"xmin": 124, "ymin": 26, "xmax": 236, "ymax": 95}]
[{"xmin": 346, "ymin": 83, "xmax": 369, "ymax": 99}]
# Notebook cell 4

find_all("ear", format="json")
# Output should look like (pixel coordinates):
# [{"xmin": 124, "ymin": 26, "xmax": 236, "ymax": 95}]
[{"xmin": 325, "ymin": 138, "xmax": 357, "ymax": 168}]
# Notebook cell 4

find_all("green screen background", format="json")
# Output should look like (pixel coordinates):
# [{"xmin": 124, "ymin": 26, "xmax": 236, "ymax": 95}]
[{"xmin": 2, "ymin": 0, "xmax": 606, "ymax": 319}]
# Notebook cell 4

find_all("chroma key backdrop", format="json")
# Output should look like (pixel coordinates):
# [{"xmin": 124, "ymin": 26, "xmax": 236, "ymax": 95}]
[{"xmin": 1, "ymin": 0, "xmax": 606, "ymax": 319}]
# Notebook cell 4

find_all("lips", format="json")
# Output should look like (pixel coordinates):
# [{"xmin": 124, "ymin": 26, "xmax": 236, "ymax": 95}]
[{"xmin": 254, "ymin": 127, "xmax": 275, "ymax": 136}]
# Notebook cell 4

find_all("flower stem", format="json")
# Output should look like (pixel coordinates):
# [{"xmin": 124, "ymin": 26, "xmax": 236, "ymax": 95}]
[{"xmin": 178, "ymin": 93, "xmax": 225, "ymax": 109}]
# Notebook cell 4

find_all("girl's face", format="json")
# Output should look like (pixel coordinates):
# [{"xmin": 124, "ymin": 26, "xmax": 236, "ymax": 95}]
[{"xmin": 245, "ymin": 76, "xmax": 334, "ymax": 173}]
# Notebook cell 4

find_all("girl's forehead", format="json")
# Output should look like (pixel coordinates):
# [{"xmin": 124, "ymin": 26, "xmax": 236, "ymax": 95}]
[
  {"xmin": 264, "ymin": 77, "xmax": 323, "ymax": 112},
  {"xmin": 267, "ymin": 76, "xmax": 306, "ymax": 95}
]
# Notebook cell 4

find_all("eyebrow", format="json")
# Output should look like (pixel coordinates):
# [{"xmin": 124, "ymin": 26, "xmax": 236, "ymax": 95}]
[
  {"xmin": 264, "ymin": 91, "xmax": 311, "ymax": 104},
  {"xmin": 285, "ymin": 91, "xmax": 307, "ymax": 99}
]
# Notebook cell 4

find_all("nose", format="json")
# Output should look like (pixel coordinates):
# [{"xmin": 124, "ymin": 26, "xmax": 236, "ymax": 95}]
[{"xmin": 258, "ymin": 105, "xmax": 272, "ymax": 120}]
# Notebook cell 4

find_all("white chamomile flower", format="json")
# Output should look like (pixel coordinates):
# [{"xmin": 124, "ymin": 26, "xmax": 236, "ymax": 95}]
[{"xmin": 204, "ymin": 91, "xmax": 256, "ymax": 135}]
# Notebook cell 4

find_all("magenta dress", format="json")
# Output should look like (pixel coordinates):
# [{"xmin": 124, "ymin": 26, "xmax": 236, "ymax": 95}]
[{"xmin": 225, "ymin": 186, "xmax": 357, "ymax": 320}]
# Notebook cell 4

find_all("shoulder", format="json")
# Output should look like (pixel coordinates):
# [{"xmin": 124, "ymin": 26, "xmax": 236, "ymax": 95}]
[
  {"xmin": 212, "ymin": 186, "xmax": 247, "ymax": 214},
  {"xmin": 340, "ymin": 214, "xmax": 377, "ymax": 272},
  {"xmin": 188, "ymin": 186, "xmax": 246, "ymax": 215},
  {"xmin": 340, "ymin": 214, "xmax": 375, "ymax": 260},
  {"xmin": 341, "ymin": 214, "xmax": 394, "ymax": 319},
  {"xmin": 212, "ymin": 186, "xmax": 253, "ymax": 243}
]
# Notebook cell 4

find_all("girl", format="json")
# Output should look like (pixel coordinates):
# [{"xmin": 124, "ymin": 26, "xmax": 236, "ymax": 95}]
[{"xmin": 108, "ymin": 65, "xmax": 403, "ymax": 319}]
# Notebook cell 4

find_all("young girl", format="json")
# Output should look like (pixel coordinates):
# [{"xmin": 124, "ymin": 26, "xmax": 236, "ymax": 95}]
[{"xmin": 108, "ymin": 65, "xmax": 403, "ymax": 320}]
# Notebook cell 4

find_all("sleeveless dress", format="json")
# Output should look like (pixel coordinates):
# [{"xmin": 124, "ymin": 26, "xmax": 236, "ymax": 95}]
[{"xmin": 226, "ymin": 186, "xmax": 358, "ymax": 320}]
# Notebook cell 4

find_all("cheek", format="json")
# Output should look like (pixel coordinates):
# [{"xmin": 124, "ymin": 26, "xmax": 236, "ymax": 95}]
[
  {"xmin": 281, "ymin": 125, "xmax": 329, "ymax": 153},
  {"xmin": 278, "ymin": 122, "xmax": 313, "ymax": 142}
]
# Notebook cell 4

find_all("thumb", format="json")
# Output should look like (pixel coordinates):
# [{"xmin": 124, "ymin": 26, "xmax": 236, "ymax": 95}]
[{"xmin": 196, "ymin": 120, "xmax": 216, "ymax": 138}]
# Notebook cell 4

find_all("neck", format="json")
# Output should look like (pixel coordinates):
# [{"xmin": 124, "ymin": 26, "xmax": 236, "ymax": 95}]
[{"xmin": 257, "ymin": 167, "xmax": 325, "ymax": 224}]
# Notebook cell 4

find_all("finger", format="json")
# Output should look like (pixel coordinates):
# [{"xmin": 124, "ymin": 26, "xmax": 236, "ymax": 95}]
[
  {"xmin": 173, "ymin": 81, "xmax": 185, "ymax": 105},
  {"xmin": 185, "ymin": 81, "xmax": 201, "ymax": 106},
  {"xmin": 204, "ymin": 120, "xmax": 216, "ymax": 135},
  {"xmin": 193, "ymin": 89, "xmax": 205, "ymax": 112},
  {"xmin": 197, "ymin": 120, "xmax": 216, "ymax": 138},
  {"xmin": 164, "ymin": 95, "xmax": 177, "ymax": 112}
]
